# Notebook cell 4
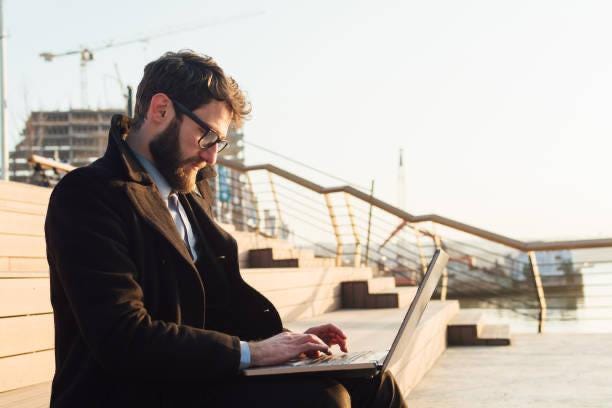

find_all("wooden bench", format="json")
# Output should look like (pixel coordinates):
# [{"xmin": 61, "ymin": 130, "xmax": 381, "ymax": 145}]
[{"xmin": 0, "ymin": 181, "xmax": 54, "ymax": 396}]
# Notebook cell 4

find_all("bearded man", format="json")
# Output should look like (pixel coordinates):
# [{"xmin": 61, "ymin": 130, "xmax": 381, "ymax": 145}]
[{"xmin": 45, "ymin": 50, "xmax": 405, "ymax": 407}]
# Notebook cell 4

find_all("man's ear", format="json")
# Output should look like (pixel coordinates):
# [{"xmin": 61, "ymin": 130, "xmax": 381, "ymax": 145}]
[{"xmin": 147, "ymin": 93, "xmax": 174, "ymax": 125}]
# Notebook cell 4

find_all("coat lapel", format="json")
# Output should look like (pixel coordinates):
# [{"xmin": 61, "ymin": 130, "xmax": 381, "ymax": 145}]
[
  {"xmin": 125, "ymin": 183, "xmax": 198, "ymax": 269},
  {"xmin": 186, "ymin": 190, "xmax": 233, "ymax": 255}
]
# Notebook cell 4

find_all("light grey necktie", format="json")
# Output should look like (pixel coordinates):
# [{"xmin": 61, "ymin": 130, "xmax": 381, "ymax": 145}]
[{"xmin": 168, "ymin": 193, "xmax": 194, "ymax": 259}]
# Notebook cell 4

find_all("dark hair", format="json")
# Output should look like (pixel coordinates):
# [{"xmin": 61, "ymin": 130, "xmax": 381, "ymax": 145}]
[{"xmin": 132, "ymin": 50, "xmax": 251, "ymax": 129}]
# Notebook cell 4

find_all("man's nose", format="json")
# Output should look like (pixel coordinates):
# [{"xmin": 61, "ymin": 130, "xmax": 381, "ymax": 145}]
[{"xmin": 199, "ymin": 147, "xmax": 218, "ymax": 165}]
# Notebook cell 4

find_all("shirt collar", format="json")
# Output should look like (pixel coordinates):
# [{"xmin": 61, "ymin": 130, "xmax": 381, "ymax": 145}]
[{"xmin": 131, "ymin": 149, "xmax": 173, "ymax": 200}]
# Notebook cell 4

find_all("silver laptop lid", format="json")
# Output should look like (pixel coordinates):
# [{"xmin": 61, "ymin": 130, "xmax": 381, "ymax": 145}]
[{"xmin": 381, "ymin": 249, "xmax": 448, "ymax": 373}]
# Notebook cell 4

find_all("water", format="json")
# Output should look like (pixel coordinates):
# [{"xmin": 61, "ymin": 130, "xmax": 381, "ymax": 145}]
[{"xmin": 453, "ymin": 262, "xmax": 612, "ymax": 334}]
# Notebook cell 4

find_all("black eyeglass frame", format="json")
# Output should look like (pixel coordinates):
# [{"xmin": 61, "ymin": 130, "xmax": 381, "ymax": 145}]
[{"xmin": 170, "ymin": 98, "xmax": 229, "ymax": 153}]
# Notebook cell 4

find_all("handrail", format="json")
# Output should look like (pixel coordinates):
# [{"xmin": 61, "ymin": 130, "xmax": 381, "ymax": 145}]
[
  {"xmin": 29, "ymin": 153, "xmax": 612, "ymax": 252},
  {"xmin": 28, "ymin": 154, "xmax": 75, "ymax": 173},
  {"xmin": 217, "ymin": 158, "xmax": 612, "ymax": 252}
]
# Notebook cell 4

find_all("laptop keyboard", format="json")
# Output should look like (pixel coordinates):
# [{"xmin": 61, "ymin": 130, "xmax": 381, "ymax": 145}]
[{"xmin": 294, "ymin": 351, "xmax": 374, "ymax": 366}]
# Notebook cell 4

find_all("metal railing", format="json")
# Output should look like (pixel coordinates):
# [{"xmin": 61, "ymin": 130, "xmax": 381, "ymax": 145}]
[
  {"xmin": 215, "ymin": 158, "xmax": 612, "ymax": 333},
  {"xmin": 27, "ymin": 154, "xmax": 612, "ymax": 333}
]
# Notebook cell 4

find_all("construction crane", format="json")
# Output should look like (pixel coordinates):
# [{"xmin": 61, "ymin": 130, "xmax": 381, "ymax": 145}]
[
  {"xmin": 112, "ymin": 62, "xmax": 133, "ymax": 117},
  {"xmin": 39, "ymin": 10, "xmax": 264, "ymax": 108}
]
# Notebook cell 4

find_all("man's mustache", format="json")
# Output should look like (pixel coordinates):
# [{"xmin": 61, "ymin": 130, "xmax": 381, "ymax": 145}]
[{"xmin": 179, "ymin": 156, "xmax": 206, "ymax": 169}]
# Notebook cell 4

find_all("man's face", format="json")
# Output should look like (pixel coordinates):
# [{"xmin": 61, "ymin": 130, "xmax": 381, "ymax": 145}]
[{"xmin": 149, "ymin": 100, "xmax": 232, "ymax": 193}]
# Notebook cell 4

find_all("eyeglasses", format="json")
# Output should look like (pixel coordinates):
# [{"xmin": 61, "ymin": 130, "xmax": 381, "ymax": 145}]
[{"xmin": 170, "ymin": 98, "xmax": 229, "ymax": 153}]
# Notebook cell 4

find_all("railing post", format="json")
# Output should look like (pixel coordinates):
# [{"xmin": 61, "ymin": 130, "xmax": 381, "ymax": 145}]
[
  {"xmin": 433, "ymin": 234, "xmax": 448, "ymax": 301},
  {"xmin": 527, "ymin": 251, "xmax": 547, "ymax": 333},
  {"xmin": 324, "ymin": 193, "xmax": 343, "ymax": 266},
  {"xmin": 267, "ymin": 171, "xmax": 284, "ymax": 238},
  {"xmin": 245, "ymin": 171, "xmax": 260, "ymax": 233},
  {"xmin": 344, "ymin": 192, "xmax": 361, "ymax": 267},
  {"xmin": 364, "ymin": 180, "xmax": 375, "ymax": 266},
  {"xmin": 415, "ymin": 231, "xmax": 428, "ymax": 280}
]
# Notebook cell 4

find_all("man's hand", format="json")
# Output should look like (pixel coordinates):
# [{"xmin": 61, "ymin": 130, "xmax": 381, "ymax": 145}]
[
  {"xmin": 248, "ymin": 331, "xmax": 331, "ymax": 366},
  {"xmin": 304, "ymin": 323, "xmax": 348, "ymax": 358}
]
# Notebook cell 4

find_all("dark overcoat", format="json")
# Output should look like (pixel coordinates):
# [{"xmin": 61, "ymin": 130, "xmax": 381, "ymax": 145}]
[{"xmin": 45, "ymin": 115, "xmax": 283, "ymax": 407}]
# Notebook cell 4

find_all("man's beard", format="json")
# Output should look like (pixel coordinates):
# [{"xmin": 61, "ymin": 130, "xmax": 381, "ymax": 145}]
[{"xmin": 149, "ymin": 118, "xmax": 200, "ymax": 193}]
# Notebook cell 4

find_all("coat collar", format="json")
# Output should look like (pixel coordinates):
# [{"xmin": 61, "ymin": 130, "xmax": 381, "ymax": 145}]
[{"xmin": 104, "ymin": 115, "xmax": 221, "ymax": 269}]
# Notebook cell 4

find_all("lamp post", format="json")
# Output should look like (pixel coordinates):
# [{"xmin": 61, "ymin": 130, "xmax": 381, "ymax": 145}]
[{"xmin": 0, "ymin": 0, "xmax": 8, "ymax": 181}]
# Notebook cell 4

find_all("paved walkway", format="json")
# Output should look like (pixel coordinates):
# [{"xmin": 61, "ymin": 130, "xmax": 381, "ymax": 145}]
[{"xmin": 407, "ymin": 333, "xmax": 612, "ymax": 407}]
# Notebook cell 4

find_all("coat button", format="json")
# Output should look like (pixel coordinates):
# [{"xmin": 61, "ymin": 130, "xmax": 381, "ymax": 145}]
[{"xmin": 161, "ymin": 259, "xmax": 167, "ymax": 265}]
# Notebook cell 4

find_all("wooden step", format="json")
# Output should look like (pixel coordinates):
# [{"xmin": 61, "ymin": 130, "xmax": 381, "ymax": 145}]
[
  {"xmin": 234, "ymin": 232, "xmax": 295, "ymax": 267},
  {"xmin": 0, "ymin": 181, "xmax": 51, "ymax": 205},
  {"xmin": 0, "ymin": 381, "xmax": 51, "ymax": 408},
  {"xmin": 241, "ymin": 266, "xmax": 376, "ymax": 322},
  {"xmin": 376, "ymin": 286, "xmax": 418, "ymax": 308},
  {"xmin": 447, "ymin": 309, "xmax": 511, "ymax": 346},
  {"xmin": 0, "ymin": 300, "xmax": 461, "ymax": 407},
  {"xmin": 447, "ymin": 309, "xmax": 486, "ymax": 343},
  {"xmin": 363, "ymin": 276, "xmax": 397, "ymax": 293},
  {"xmin": 341, "ymin": 280, "xmax": 416, "ymax": 309},
  {"xmin": 263, "ymin": 247, "xmax": 315, "ymax": 260},
  {"xmin": 248, "ymin": 248, "xmax": 297, "ymax": 268},
  {"xmin": 0, "ymin": 258, "xmax": 49, "ymax": 274},
  {"xmin": 247, "ymin": 247, "xmax": 335, "ymax": 269},
  {"xmin": 477, "ymin": 324, "xmax": 512, "ymax": 346},
  {"xmin": 217, "ymin": 222, "xmax": 235, "ymax": 233},
  {"xmin": 287, "ymin": 300, "xmax": 461, "ymax": 398},
  {"xmin": 295, "ymin": 256, "xmax": 337, "ymax": 268}
]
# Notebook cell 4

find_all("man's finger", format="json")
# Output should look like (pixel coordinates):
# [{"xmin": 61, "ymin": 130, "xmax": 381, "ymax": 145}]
[
  {"xmin": 302, "ymin": 342, "xmax": 331, "ymax": 355},
  {"xmin": 329, "ymin": 335, "xmax": 348, "ymax": 352},
  {"xmin": 305, "ymin": 333, "xmax": 328, "ymax": 346},
  {"xmin": 305, "ymin": 350, "xmax": 321, "ymax": 359},
  {"xmin": 326, "ymin": 323, "xmax": 347, "ymax": 339},
  {"xmin": 339, "ymin": 339, "xmax": 348, "ymax": 353}
]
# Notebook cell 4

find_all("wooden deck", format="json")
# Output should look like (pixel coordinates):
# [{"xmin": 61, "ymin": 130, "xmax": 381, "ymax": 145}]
[{"xmin": 0, "ymin": 382, "xmax": 50, "ymax": 408}]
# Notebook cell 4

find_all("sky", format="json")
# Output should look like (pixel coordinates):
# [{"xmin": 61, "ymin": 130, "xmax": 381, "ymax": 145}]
[{"xmin": 3, "ymin": 0, "xmax": 612, "ymax": 241}]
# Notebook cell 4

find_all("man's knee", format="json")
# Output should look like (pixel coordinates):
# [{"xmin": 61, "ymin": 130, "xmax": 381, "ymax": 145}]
[
  {"xmin": 319, "ymin": 378, "xmax": 351, "ymax": 408},
  {"xmin": 374, "ymin": 371, "xmax": 406, "ymax": 408},
  {"xmin": 208, "ymin": 375, "xmax": 351, "ymax": 407},
  {"xmin": 341, "ymin": 370, "xmax": 406, "ymax": 408},
  {"xmin": 293, "ymin": 377, "xmax": 350, "ymax": 408}
]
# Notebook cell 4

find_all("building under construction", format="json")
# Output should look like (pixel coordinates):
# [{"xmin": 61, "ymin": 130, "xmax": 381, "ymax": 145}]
[
  {"xmin": 9, "ymin": 108, "xmax": 123, "ymax": 184},
  {"xmin": 9, "ymin": 108, "xmax": 245, "ymax": 185}
]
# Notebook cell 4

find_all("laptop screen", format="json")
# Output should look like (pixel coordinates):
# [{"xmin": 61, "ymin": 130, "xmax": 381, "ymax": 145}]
[{"xmin": 381, "ymin": 249, "xmax": 448, "ymax": 373}]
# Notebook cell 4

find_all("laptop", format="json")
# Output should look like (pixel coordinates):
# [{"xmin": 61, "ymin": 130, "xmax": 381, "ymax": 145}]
[{"xmin": 242, "ymin": 249, "xmax": 449, "ymax": 377}]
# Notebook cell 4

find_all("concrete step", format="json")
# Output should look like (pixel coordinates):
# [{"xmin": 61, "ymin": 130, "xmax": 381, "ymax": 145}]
[{"xmin": 447, "ymin": 309, "xmax": 511, "ymax": 346}]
